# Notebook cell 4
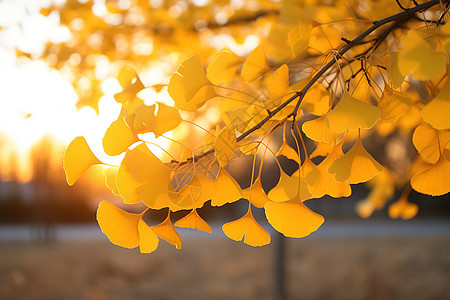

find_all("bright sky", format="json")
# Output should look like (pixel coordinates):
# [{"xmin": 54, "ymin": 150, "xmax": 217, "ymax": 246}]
[{"xmin": 0, "ymin": 0, "xmax": 122, "ymax": 182}]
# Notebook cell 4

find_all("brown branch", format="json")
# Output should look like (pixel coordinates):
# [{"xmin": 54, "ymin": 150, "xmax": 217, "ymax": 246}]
[{"xmin": 178, "ymin": 0, "xmax": 448, "ymax": 165}]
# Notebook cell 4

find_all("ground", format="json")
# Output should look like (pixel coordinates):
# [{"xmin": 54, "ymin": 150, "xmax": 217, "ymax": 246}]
[{"xmin": 0, "ymin": 222, "xmax": 449, "ymax": 300}]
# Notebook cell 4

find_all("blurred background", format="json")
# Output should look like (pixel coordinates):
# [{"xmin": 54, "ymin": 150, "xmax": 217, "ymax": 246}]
[{"xmin": 0, "ymin": 0, "xmax": 449, "ymax": 299}]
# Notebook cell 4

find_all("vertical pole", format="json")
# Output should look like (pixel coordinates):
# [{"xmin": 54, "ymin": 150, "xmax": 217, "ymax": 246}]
[{"xmin": 274, "ymin": 232, "xmax": 286, "ymax": 300}]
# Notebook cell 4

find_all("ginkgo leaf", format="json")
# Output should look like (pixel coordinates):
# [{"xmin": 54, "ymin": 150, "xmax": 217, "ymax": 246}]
[
  {"xmin": 127, "ymin": 143, "xmax": 170, "ymax": 182},
  {"xmin": 288, "ymin": 24, "xmax": 311, "ymax": 56},
  {"xmin": 168, "ymin": 56, "xmax": 217, "ymax": 111},
  {"xmin": 214, "ymin": 125, "xmax": 238, "ymax": 167},
  {"xmin": 96, "ymin": 200, "xmax": 141, "ymax": 249},
  {"xmin": 325, "ymin": 92, "xmax": 380, "ymax": 133},
  {"xmin": 388, "ymin": 198, "xmax": 418, "ymax": 220},
  {"xmin": 305, "ymin": 141, "xmax": 352, "ymax": 198},
  {"xmin": 103, "ymin": 117, "xmax": 139, "ymax": 156},
  {"xmin": 174, "ymin": 209, "xmax": 212, "ymax": 233},
  {"xmin": 378, "ymin": 87, "xmax": 412, "ymax": 122},
  {"xmin": 302, "ymin": 116, "xmax": 337, "ymax": 143},
  {"xmin": 421, "ymin": 79, "xmax": 450, "ymax": 130},
  {"xmin": 389, "ymin": 53, "xmax": 405, "ymax": 89},
  {"xmin": 328, "ymin": 137, "xmax": 384, "ymax": 184},
  {"xmin": 310, "ymin": 141, "xmax": 334, "ymax": 159},
  {"xmin": 131, "ymin": 104, "xmax": 156, "ymax": 134},
  {"xmin": 151, "ymin": 103, "xmax": 182, "ymax": 137},
  {"xmin": 242, "ymin": 176, "xmax": 270, "ymax": 208},
  {"xmin": 138, "ymin": 219, "xmax": 159, "ymax": 254},
  {"xmin": 222, "ymin": 208, "xmax": 271, "ymax": 247},
  {"xmin": 211, "ymin": 168, "xmax": 242, "ymax": 206},
  {"xmin": 266, "ymin": 64, "xmax": 290, "ymax": 104},
  {"xmin": 276, "ymin": 139, "xmax": 299, "ymax": 162},
  {"xmin": 411, "ymin": 157, "xmax": 450, "ymax": 196},
  {"xmin": 206, "ymin": 48, "xmax": 242, "ymax": 86},
  {"xmin": 127, "ymin": 143, "xmax": 171, "ymax": 206},
  {"xmin": 264, "ymin": 198, "xmax": 324, "ymax": 238},
  {"xmin": 241, "ymin": 45, "xmax": 270, "ymax": 82},
  {"xmin": 398, "ymin": 31, "xmax": 447, "ymax": 81},
  {"xmin": 268, "ymin": 169, "xmax": 310, "ymax": 202},
  {"xmin": 300, "ymin": 83, "xmax": 330, "ymax": 116},
  {"xmin": 412, "ymin": 124, "xmax": 450, "ymax": 164},
  {"xmin": 168, "ymin": 173, "xmax": 207, "ymax": 209},
  {"xmin": 114, "ymin": 66, "xmax": 145, "ymax": 104},
  {"xmin": 104, "ymin": 167, "xmax": 119, "ymax": 196},
  {"xmin": 63, "ymin": 136, "xmax": 102, "ymax": 186},
  {"xmin": 116, "ymin": 152, "xmax": 141, "ymax": 204},
  {"xmin": 151, "ymin": 213, "xmax": 182, "ymax": 249}
]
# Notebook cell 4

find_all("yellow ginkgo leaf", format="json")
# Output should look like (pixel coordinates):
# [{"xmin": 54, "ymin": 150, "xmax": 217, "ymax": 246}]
[
  {"xmin": 268, "ymin": 169, "xmax": 310, "ymax": 202},
  {"xmin": 411, "ymin": 157, "xmax": 450, "ymax": 196},
  {"xmin": 214, "ymin": 125, "xmax": 238, "ymax": 167},
  {"xmin": 138, "ymin": 219, "xmax": 159, "ymax": 254},
  {"xmin": 206, "ymin": 48, "xmax": 242, "ymax": 86},
  {"xmin": 127, "ymin": 143, "xmax": 171, "ymax": 206},
  {"xmin": 242, "ymin": 176, "xmax": 270, "ymax": 208},
  {"xmin": 63, "ymin": 136, "xmax": 102, "ymax": 186},
  {"xmin": 378, "ymin": 87, "xmax": 412, "ymax": 122},
  {"xmin": 127, "ymin": 143, "xmax": 170, "ymax": 183},
  {"xmin": 421, "ymin": 79, "xmax": 450, "ymax": 130},
  {"xmin": 264, "ymin": 197, "xmax": 324, "ymax": 238},
  {"xmin": 104, "ymin": 167, "xmax": 119, "ymax": 196},
  {"xmin": 388, "ymin": 53, "xmax": 405, "ymax": 89},
  {"xmin": 96, "ymin": 200, "xmax": 141, "ymax": 249},
  {"xmin": 151, "ymin": 103, "xmax": 182, "ymax": 137},
  {"xmin": 328, "ymin": 137, "xmax": 384, "ymax": 184},
  {"xmin": 388, "ymin": 198, "xmax": 418, "ymax": 220},
  {"xmin": 168, "ymin": 56, "xmax": 217, "ymax": 111},
  {"xmin": 114, "ymin": 66, "xmax": 145, "ymax": 104},
  {"xmin": 211, "ymin": 168, "xmax": 242, "ymax": 206},
  {"xmin": 241, "ymin": 45, "xmax": 270, "ymax": 82},
  {"xmin": 222, "ymin": 208, "xmax": 271, "ymax": 247},
  {"xmin": 305, "ymin": 142, "xmax": 352, "ymax": 198},
  {"xmin": 300, "ymin": 83, "xmax": 330, "ymax": 116},
  {"xmin": 266, "ymin": 64, "xmax": 290, "ymax": 104},
  {"xmin": 116, "ymin": 152, "xmax": 140, "ymax": 204},
  {"xmin": 103, "ymin": 117, "xmax": 139, "ymax": 156},
  {"xmin": 131, "ymin": 104, "xmax": 156, "ymax": 134},
  {"xmin": 151, "ymin": 213, "xmax": 182, "ymax": 249},
  {"xmin": 310, "ymin": 141, "xmax": 334, "ymax": 159},
  {"xmin": 276, "ymin": 139, "xmax": 299, "ymax": 162},
  {"xmin": 325, "ymin": 92, "xmax": 380, "ymax": 134},
  {"xmin": 412, "ymin": 124, "xmax": 450, "ymax": 164},
  {"xmin": 302, "ymin": 116, "xmax": 337, "ymax": 143},
  {"xmin": 168, "ymin": 173, "xmax": 207, "ymax": 209},
  {"xmin": 288, "ymin": 23, "xmax": 311, "ymax": 56},
  {"xmin": 174, "ymin": 209, "xmax": 212, "ymax": 233},
  {"xmin": 398, "ymin": 31, "xmax": 447, "ymax": 81}
]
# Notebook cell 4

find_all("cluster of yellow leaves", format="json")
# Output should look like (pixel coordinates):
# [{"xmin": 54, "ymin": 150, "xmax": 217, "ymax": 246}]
[{"xmin": 61, "ymin": 0, "xmax": 450, "ymax": 253}]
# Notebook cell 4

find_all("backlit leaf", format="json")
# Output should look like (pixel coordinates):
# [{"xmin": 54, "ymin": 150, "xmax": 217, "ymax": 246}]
[
  {"xmin": 174, "ymin": 209, "xmax": 212, "ymax": 233},
  {"xmin": 138, "ymin": 219, "xmax": 159, "ymax": 254},
  {"xmin": 421, "ymin": 79, "xmax": 450, "ymax": 130},
  {"xmin": 328, "ymin": 137, "xmax": 384, "ymax": 184},
  {"xmin": 151, "ymin": 213, "xmax": 182, "ymax": 249},
  {"xmin": 222, "ymin": 208, "xmax": 271, "ymax": 247},
  {"xmin": 206, "ymin": 49, "xmax": 241, "ymax": 86},
  {"xmin": 96, "ymin": 201, "xmax": 140, "ymax": 249},
  {"xmin": 211, "ymin": 168, "xmax": 242, "ymax": 206},
  {"xmin": 103, "ymin": 117, "xmax": 139, "ymax": 156},
  {"xmin": 241, "ymin": 45, "xmax": 270, "ymax": 82},
  {"xmin": 63, "ymin": 136, "xmax": 102, "ymax": 186},
  {"xmin": 412, "ymin": 124, "xmax": 450, "ymax": 164},
  {"xmin": 168, "ymin": 56, "xmax": 217, "ymax": 111},
  {"xmin": 411, "ymin": 157, "xmax": 450, "ymax": 196},
  {"xmin": 264, "ymin": 198, "xmax": 324, "ymax": 238},
  {"xmin": 325, "ymin": 92, "xmax": 380, "ymax": 133}
]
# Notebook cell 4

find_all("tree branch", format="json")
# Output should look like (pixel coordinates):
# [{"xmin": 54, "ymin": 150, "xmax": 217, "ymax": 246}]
[{"xmin": 178, "ymin": 0, "xmax": 448, "ymax": 165}]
